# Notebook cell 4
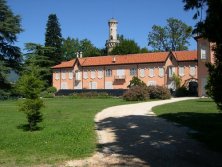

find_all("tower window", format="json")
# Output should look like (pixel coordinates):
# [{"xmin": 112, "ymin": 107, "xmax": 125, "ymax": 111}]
[
  {"xmin": 201, "ymin": 48, "xmax": 207, "ymax": 60},
  {"xmin": 110, "ymin": 35, "xmax": 113, "ymax": 40}
]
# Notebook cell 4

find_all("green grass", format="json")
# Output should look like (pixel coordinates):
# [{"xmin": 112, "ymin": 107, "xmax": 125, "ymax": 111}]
[
  {"xmin": 0, "ymin": 97, "xmax": 132, "ymax": 166},
  {"xmin": 153, "ymin": 98, "xmax": 222, "ymax": 152}
]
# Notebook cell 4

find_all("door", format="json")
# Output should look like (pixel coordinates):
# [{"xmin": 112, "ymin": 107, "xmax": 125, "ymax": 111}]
[{"xmin": 201, "ymin": 78, "xmax": 207, "ymax": 96}]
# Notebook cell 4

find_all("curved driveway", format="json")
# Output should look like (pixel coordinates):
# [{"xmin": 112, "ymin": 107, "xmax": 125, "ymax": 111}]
[{"xmin": 66, "ymin": 97, "xmax": 222, "ymax": 167}]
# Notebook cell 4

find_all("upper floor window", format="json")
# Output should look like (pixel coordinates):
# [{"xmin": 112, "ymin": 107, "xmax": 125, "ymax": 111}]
[
  {"xmin": 83, "ymin": 70, "xmax": 88, "ymax": 79},
  {"xmin": 169, "ymin": 67, "xmax": 175, "ymax": 78},
  {"xmin": 159, "ymin": 67, "xmax": 164, "ymax": 77},
  {"xmin": 179, "ymin": 66, "xmax": 185, "ymax": 77},
  {"xmin": 69, "ymin": 70, "xmax": 73, "ymax": 79},
  {"xmin": 98, "ymin": 69, "xmax": 103, "ymax": 79},
  {"xmin": 61, "ymin": 70, "xmax": 66, "ymax": 80},
  {"xmin": 105, "ymin": 69, "xmax": 112, "ymax": 77},
  {"xmin": 149, "ymin": 68, "xmax": 154, "ymax": 77},
  {"xmin": 55, "ymin": 71, "xmax": 60, "ymax": 80},
  {"xmin": 201, "ymin": 48, "xmax": 207, "ymax": 60},
  {"xmin": 139, "ymin": 68, "xmax": 145, "ymax": 78},
  {"xmin": 91, "ymin": 69, "xmax": 96, "ymax": 79},
  {"xmin": 190, "ymin": 66, "xmax": 196, "ymax": 76},
  {"xmin": 130, "ymin": 68, "xmax": 137, "ymax": 76}
]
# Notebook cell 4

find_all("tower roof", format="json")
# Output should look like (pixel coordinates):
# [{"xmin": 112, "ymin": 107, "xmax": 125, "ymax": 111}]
[{"xmin": 108, "ymin": 18, "xmax": 118, "ymax": 23}]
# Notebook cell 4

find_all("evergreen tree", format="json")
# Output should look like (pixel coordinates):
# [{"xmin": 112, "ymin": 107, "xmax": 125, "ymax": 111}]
[
  {"xmin": 45, "ymin": 14, "xmax": 62, "ymax": 64},
  {"xmin": 183, "ymin": 0, "xmax": 222, "ymax": 110},
  {"xmin": 0, "ymin": 0, "xmax": 22, "ymax": 92}
]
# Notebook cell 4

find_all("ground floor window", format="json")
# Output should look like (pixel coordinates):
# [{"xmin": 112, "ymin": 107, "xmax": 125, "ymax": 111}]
[
  {"xmin": 105, "ymin": 81, "xmax": 113, "ymax": 89},
  {"xmin": 89, "ymin": 81, "xmax": 97, "ymax": 89},
  {"xmin": 147, "ymin": 81, "xmax": 156, "ymax": 86},
  {"xmin": 61, "ymin": 82, "xmax": 68, "ymax": 89}
]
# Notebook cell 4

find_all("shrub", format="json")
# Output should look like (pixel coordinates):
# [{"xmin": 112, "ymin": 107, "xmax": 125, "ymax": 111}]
[
  {"xmin": 147, "ymin": 85, "xmax": 171, "ymax": 99},
  {"xmin": 40, "ymin": 91, "xmax": 54, "ymax": 98},
  {"xmin": 175, "ymin": 86, "xmax": 189, "ymax": 97},
  {"xmin": 72, "ymin": 92, "xmax": 111, "ymax": 99},
  {"xmin": 128, "ymin": 76, "xmax": 147, "ymax": 88},
  {"xmin": 46, "ymin": 86, "xmax": 57, "ymax": 93},
  {"xmin": 123, "ymin": 85, "xmax": 149, "ymax": 101}
]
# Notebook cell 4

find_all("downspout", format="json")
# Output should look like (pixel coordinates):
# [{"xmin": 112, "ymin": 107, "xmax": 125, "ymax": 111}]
[
  {"xmin": 82, "ymin": 67, "xmax": 83, "ymax": 89},
  {"xmin": 60, "ymin": 68, "xmax": 61, "ymax": 90},
  {"xmin": 104, "ymin": 66, "xmax": 106, "ymax": 89}
]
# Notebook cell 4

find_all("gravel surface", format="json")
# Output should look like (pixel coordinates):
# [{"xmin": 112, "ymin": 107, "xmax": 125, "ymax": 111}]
[{"xmin": 64, "ymin": 97, "xmax": 222, "ymax": 167}]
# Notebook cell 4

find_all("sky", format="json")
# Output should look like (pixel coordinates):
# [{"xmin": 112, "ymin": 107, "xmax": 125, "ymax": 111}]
[{"xmin": 7, "ymin": 0, "xmax": 198, "ymax": 52}]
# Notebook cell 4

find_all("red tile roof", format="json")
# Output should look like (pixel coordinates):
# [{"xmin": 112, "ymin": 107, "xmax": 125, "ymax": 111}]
[
  {"xmin": 52, "ymin": 59, "xmax": 75, "ymax": 69},
  {"xmin": 52, "ymin": 51, "xmax": 197, "ymax": 68},
  {"xmin": 173, "ymin": 50, "xmax": 197, "ymax": 61}
]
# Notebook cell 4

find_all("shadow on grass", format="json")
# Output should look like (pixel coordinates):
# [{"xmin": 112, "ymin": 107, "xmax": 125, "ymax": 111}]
[
  {"xmin": 17, "ymin": 124, "xmax": 44, "ymax": 131},
  {"xmin": 96, "ymin": 115, "xmax": 222, "ymax": 167},
  {"xmin": 159, "ymin": 112, "xmax": 222, "ymax": 152}
]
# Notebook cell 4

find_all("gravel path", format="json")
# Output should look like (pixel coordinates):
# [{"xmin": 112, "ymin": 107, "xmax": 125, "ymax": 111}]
[{"xmin": 64, "ymin": 97, "xmax": 222, "ymax": 167}]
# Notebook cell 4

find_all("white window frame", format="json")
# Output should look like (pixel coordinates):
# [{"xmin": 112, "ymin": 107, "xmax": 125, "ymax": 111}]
[
  {"xmin": 140, "ymin": 68, "xmax": 145, "ymax": 78},
  {"xmin": 169, "ymin": 67, "xmax": 175, "ymax": 78},
  {"xmin": 89, "ymin": 81, "xmax": 97, "ymax": 89},
  {"xmin": 158, "ymin": 67, "xmax": 164, "ymax": 77},
  {"xmin": 75, "ymin": 70, "xmax": 81, "ymax": 80},
  {"xmin": 105, "ymin": 69, "xmax": 112, "ymax": 77},
  {"xmin": 61, "ymin": 70, "xmax": 66, "ymax": 80},
  {"xmin": 147, "ymin": 81, "xmax": 156, "ymax": 86},
  {"xmin": 179, "ymin": 66, "xmax": 185, "ymax": 77},
  {"xmin": 149, "ymin": 68, "xmax": 154, "ymax": 77},
  {"xmin": 69, "ymin": 70, "xmax": 73, "ymax": 80},
  {"xmin": 55, "ymin": 71, "xmax": 60, "ymax": 80},
  {"xmin": 91, "ymin": 69, "xmax": 96, "ymax": 79},
  {"xmin": 98, "ymin": 69, "xmax": 103, "ymax": 79},
  {"xmin": 130, "ymin": 68, "xmax": 137, "ymax": 76},
  {"xmin": 190, "ymin": 66, "xmax": 196, "ymax": 76},
  {"xmin": 83, "ymin": 70, "xmax": 88, "ymax": 79},
  {"xmin": 105, "ymin": 81, "xmax": 113, "ymax": 89},
  {"xmin": 61, "ymin": 82, "xmax": 68, "ymax": 89},
  {"xmin": 201, "ymin": 48, "xmax": 207, "ymax": 60}
]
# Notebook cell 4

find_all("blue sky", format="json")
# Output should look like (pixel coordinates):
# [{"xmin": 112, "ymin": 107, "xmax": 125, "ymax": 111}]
[{"xmin": 7, "ymin": 0, "xmax": 197, "ymax": 52}]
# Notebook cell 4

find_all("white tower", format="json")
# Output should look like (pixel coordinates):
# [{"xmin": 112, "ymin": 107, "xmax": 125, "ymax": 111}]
[{"xmin": 106, "ymin": 18, "xmax": 120, "ymax": 53}]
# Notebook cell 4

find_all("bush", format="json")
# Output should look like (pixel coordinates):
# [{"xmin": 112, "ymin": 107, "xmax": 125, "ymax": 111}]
[
  {"xmin": 128, "ymin": 76, "xmax": 147, "ymax": 88},
  {"xmin": 46, "ymin": 86, "xmax": 57, "ymax": 93},
  {"xmin": 123, "ymin": 85, "xmax": 149, "ymax": 101},
  {"xmin": 175, "ymin": 86, "xmax": 189, "ymax": 97},
  {"xmin": 72, "ymin": 92, "xmax": 111, "ymax": 99},
  {"xmin": 40, "ymin": 91, "xmax": 54, "ymax": 98},
  {"xmin": 147, "ymin": 85, "xmax": 171, "ymax": 99},
  {"xmin": 0, "ymin": 89, "xmax": 10, "ymax": 100}
]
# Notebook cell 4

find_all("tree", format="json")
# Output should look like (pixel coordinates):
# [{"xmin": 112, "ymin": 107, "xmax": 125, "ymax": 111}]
[
  {"xmin": 16, "ymin": 67, "xmax": 44, "ymax": 131},
  {"xmin": 45, "ymin": 14, "xmax": 63, "ymax": 65},
  {"xmin": 110, "ymin": 35, "xmax": 148, "ymax": 55},
  {"xmin": 148, "ymin": 18, "xmax": 192, "ymax": 51},
  {"xmin": 24, "ymin": 43, "xmax": 55, "ymax": 87},
  {"xmin": 183, "ymin": 0, "xmax": 222, "ymax": 110},
  {"xmin": 0, "ymin": 0, "xmax": 22, "ymax": 92},
  {"xmin": 127, "ymin": 76, "xmax": 147, "ymax": 88}
]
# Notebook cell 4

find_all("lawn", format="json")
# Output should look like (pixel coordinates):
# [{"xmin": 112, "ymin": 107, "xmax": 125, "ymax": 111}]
[
  {"xmin": 152, "ymin": 98, "xmax": 222, "ymax": 152},
  {"xmin": 0, "ymin": 97, "xmax": 132, "ymax": 166}
]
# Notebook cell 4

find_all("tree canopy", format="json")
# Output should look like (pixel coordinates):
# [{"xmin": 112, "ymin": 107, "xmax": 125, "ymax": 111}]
[
  {"xmin": 0, "ymin": 0, "xmax": 22, "ymax": 90},
  {"xmin": 45, "ymin": 14, "xmax": 63, "ymax": 64},
  {"xmin": 148, "ymin": 18, "xmax": 192, "ymax": 51}
]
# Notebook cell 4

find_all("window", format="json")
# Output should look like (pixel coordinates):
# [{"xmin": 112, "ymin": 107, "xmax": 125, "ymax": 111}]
[
  {"xmin": 55, "ymin": 71, "xmax": 60, "ymax": 80},
  {"xmin": 75, "ymin": 70, "xmax": 81, "ymax": 80},
  {"xmin": 201, "ymin": 48, "xmax": 207, "ymax": 60},
  {"xmin": 69, "ymin": 70, "xmax": 73, "ymax": 79},
  {"xmin": 91, "ymin": 69, "xmax": 96, "ymax": 79},
  {"xmin": 105, "ymin": 69, "xmax": 112, "ymax": 77},
  {"xmin": 190, "ymin": 66, "xmax": 196, "ymax": 76},
  {"xmin": 169, "ymin": 67, "xmax": 175, "ymax": 78},
  {"xmin": 61, "ymin": 70, "xmax": 66, "ymax": 80},
  {"xmin": 105, "ymin": 82, "xmax": 113, "ymax": 89},
  {"xmin": 130, "ymin": 68, "xmax": 137, "ymax": 76},
  {"xmin": 116, "ymin": 69, "xmax": 125, "ymax": 78},
  {"xmin": 147, "ymin": 81, "xmax": 156, "ymax": 86},
  {"xmin": 140, "ymin": 68, "xmax": 145, "ymax": 78},
  {"xmin": 149, "ymin": 68, "xmax": 154, "ymax": 77},
  {"xmin": 61, "ymin": 82, "xmax": 67, "ymax": 89},
  {"xmin": 83, "ymin": 70, "xmax": 88, "ymax": 79},
  {"xmin": 98, "ymin": 69, "xmax": 103, "ymax": 79},
  {"xmin": 159, "ymin": 67, "xmax": 164, "ymax": 77},
  {"xmin": 89, "ymin": 82, "xmax": 97, "ymax": 89},
  {"xmin": 179, "ymin": 66, "xmax": 184, "ymax": 77}
]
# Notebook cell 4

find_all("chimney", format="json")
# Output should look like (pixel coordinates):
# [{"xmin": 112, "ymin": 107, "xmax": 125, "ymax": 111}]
[
  {"xmin": 76, "ymin": 52, "xmax": 79, "ymax": 58},
  {"xmin": 112, "ymin": 56, "xmax": 116, "ymax": 63},
  {"xmin": 80, "ymin": 52, "xmax": 83, "ymax": 58}
]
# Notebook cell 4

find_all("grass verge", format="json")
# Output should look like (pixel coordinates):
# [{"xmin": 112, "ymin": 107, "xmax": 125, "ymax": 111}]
[
  {"xmin": 152, "ymin": 98, "xmax": 222, "ymax": 152},
  {"xmin": 0, "ymin": 97, "xmax": 132, "ymax": 166}
]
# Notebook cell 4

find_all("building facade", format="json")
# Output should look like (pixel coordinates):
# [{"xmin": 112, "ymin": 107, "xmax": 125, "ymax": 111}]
[{"xmin": 52, "ymin": 51, "xmax": 198, "ymax": 92}]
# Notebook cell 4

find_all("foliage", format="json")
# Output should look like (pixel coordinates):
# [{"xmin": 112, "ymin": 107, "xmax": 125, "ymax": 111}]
[
  {"xmin": 0, "ymin": 98, "xmax": 132, "ymax": 166},
  {"xmin": 172, "ymin": 73, "xmax": 182, "ymax": 89},
  {"xmin": 127, "ymin": 76, "xmax": 147, "ymax": 88},
  {"xmin": 40, "ymin": 87, "xmax": 57, "ymax": 98},
  {"xmin": 16, "ymin": 67, "xmax": 45, "ymax": 131},
  {"xmin": 47, "ymin": 86, "xmax": 57, "ymax": 93},
  {"xmin": 62, "ymin": 37, "xmax": 104, "ymax": 60},
  {"xmin": 72, "ymin": 92, "xmax": 111, "ymax": 99},
  {"xmin": 123, "ymin": 85, "xmax": 149, "ymax": 101},
  {"xmin": 0, "ymin": 0, "xmax": 22, "ymax": 92},
  {"xmin": 148, "ymin": 18, "xmax": 192, "ymax": 51},
  {"xmin": 183, "ymin": 0, "xmax": 222, "ymax": 111},
  {"xmin": 147, "ymin": 85, "xmax": 171, "ymax": 99},
  {"xmin": 45, "ymin": 14, "xmax": 63, "ymax": 65},
  {"xmin": 175, "ymin": 86, "xmax": 189, "ymax": 97},
  {"xmin": 24, "ymin": 43, "xmax": 55, "ymax": 87},
  {"xmin": 110, "ymin": 35, "xmax": 148, "ymax": 55}
]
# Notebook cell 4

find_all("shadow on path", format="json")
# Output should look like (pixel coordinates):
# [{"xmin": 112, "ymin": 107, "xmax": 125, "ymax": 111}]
[{"xmin": 96, "ymin": 115, "xmax": 222, "ymax": 167}]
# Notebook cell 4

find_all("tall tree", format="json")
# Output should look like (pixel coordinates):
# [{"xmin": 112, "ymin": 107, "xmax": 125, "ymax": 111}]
[
  {"xmin": 45, "ymin": 14, "xmax": 62, "ymax": 64},
  {"xmin": 183, "ymin": 0, "xmax": 222, "ymax": 110},
  {"xmin": 0, "ymin": 0, "xmax": 22, "ymax": 91},
  {"xmin": 110, "ymin": 35, "xmax": 148, "ymax": 55},
  {"xmin": 148, "ymin": 18, "xmax": 192, "ymax": 51}
]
